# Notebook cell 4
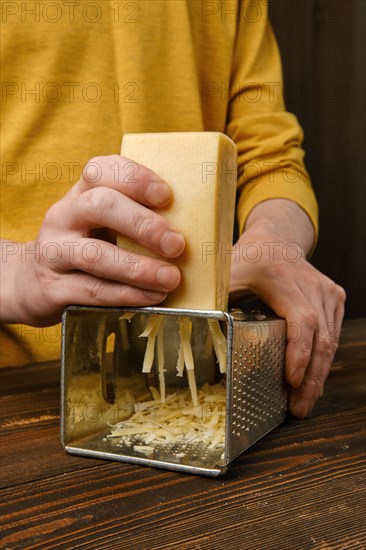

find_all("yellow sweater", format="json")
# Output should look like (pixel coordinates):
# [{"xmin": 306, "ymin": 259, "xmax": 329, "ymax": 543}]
[{"xmin": 0, "ymin": 0, "xmax": 318, "ymax": 366}]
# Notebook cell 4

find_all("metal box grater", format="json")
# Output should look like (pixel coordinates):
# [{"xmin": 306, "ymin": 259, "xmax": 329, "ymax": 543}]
[{"xmin": 61, "ymin": 305, "xmax": 289, "ymax": 476}]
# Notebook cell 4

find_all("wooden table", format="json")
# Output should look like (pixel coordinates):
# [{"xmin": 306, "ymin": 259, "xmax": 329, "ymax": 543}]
[{"xmin": 1, "ymin": 318, "xmax": 365, "ymax": 549}]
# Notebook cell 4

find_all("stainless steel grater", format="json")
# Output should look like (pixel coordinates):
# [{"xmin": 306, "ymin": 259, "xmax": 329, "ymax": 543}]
[{"xmin": 61, "ymin": 305, "xmax": 288, "ymax": 476}]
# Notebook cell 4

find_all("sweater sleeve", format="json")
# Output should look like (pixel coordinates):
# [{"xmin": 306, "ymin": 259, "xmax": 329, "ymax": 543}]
[{"xmin": 226, "ymin": 0, "xmax": 318, "ymax": 240}]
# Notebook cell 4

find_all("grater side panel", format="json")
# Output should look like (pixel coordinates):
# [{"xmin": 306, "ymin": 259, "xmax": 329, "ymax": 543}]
[{"xmin": 228, "ymin": 319, "xmax": 288, "ymax": 462}]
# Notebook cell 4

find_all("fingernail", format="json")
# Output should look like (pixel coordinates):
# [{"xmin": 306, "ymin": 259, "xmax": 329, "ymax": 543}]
[
  {"xmin": 157, "ymin": 265, "xmax": 181, "ymax": 290},
  {"xmin": 143, "ymin": 290, "xmax": 167, "ymax": 302},
  {"xmin": 290, "ymin": 397, "xmax": 314, "ymax": 419},
  {"xmin": 160, "ymin": 231, "xmax": 185, "ymax": 257},
  {"xmin": 289, "ymin": 400, "xmax": 308, "ymax": 419},
  {"xmin": 145, "ymin": 182, "xmax": 171, "ymax": 206}
]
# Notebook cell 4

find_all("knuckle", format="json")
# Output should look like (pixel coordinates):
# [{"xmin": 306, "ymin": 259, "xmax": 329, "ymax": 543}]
[
  {"xmin": 82, "ymin": 156, "xmax": 104, "ymax": 183},
  {"xmin": 317, "ymin": 338, "xmax": 338, "ymax": 358},
  {"xmin": 43, "ymin": 201, "xmax": 62, "ymax": 228},
  {"xmin": 324, "ymin": 278, "xmax": 346, "ymax": 302},
  {"xmin": 286, "ymin": 336, "xmax": 313, "ymax": 367},
  {"xmin": 336, "ymin": 284, "xmax": 347, "ymax": 303},
  {"xmin": 85, "ymin": 155, "xmax": 104, "ymax": 168},
  {"xmin": 124, "ymin": 258, "xmax": 145, "ymax": 284},
  {"xmin": 119, "ymin": 158, "xmax": 140, "ymax": 183},
  {"xmin": 114, "ymin": 285, "xmax": 152, "ymax": 306},
  {"xmin": 306, "ymin": 271, "xmax": 323, "ymax": 292},
  {"xmin": 111, "ymin": 283, "xmax": 140, "ymax": 306},
  {"xmin": 133, "ymin": 213, "xmax": 156, "ymax": 242},
  {"xmin": 83, "ymin": 188, "xmax": 115, "ymax": 218},
  {"xmin": 74, "ymin": 248, "xmax": 96, "ymax": 274},
  {"xmin": 303, "ymin": 376, "xmax": 324, "ymax": 398},
  {"xmin": 86, "ymin": 278, "xmax": 105, "ymax": 302},
  {"xmin": 301, "ymin": 309, "xmax": 318, "ymax": 329},
  {"xmin": 299, "ymin": 343, "xmax": 313, "ymax": 358},
  {"xmin": 289, "ymin": 343, "xmax": 313, "ymax": 371}
]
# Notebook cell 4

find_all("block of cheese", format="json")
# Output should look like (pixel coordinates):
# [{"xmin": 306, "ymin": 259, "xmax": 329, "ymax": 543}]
[{"xmin": 117, "ymin": 132, "xmax": 237, "ymax": 311}]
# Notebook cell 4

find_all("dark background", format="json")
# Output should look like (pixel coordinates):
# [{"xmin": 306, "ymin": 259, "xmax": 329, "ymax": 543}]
[{"xmin": 269, "ymin": 0, "xmax": 365, "ymax": 318}]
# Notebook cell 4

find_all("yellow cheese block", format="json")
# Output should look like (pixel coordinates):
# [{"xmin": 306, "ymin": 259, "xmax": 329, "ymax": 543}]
[{"xmin": 117, "ymin": 132, "xmax": 237, "ymax": 311}]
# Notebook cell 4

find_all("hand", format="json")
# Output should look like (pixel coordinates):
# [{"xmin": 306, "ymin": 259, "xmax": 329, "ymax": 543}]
[
  {"xmin": 1, "ymin": 155, "xmax": 185, "ymax": 326},
  {"xmin": 230, "ymin": 201, "xmax": 346, "ymax": 418}
]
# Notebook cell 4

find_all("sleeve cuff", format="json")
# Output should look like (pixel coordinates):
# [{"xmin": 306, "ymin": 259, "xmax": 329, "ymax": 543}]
[{"xmin": 236, "ymin": 173, "xmax": 319, "ymax": 256}]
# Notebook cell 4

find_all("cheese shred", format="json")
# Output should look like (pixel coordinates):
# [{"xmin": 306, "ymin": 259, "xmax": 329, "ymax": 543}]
[
  {"xmin": 121, "ymin": 313, "xmax": 227, "ymax": 405},
  {"xmin": 207, "ymin": 319, "xmax": 227, "ymax": 373},
  {"xmin": 140, "ymin": 314, "xmax": 164, "ymax": 373},
  {"xmin": 157, "ymin": 322, "xmax": 166, "ymax": 403},
  {"xmin": 178, "ymin": 317, "xmax": 198, "ymax": 406},
  {"xmin": 108, "ymin": 382, "xmax": 226, "ymax": 451},
  {"xmin": 111, "ymin": 313, "xmax": 227, "ymax": 454}
]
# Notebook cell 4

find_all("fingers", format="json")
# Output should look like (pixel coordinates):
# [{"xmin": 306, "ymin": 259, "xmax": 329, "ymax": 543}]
[
  {"xmin": 286, "ymin": 282, "xmax": 346, "ymax": 418},
  {"xmin": 48, "ymin": 187, "xmax": 185, "ymax": 259},
  {"xmin": 46, "ymin": 155, "xmax": 185, "ymax": 258},
  {"xmin": 74, "ymin": 188, "xmax": 184, "ymax": 257},
  {"xmin": 228, "ymin": 228, "xmax": 346, "ymax": 419},
  {"xmin": 30, "ymin": 154, "xmax": 185, "ymax": 326},
  {"xmin": 285, "ymin": 306, "xmax": 318, "ymax": 389},
  {"xmin": 76, "ymin": 155, "xmax": 172, "ymax": 208},
  {"xmin": 288, "ymin": 316, "xmax": 336, "ymax": 418},
  {"xmin": 58, "ymin": 238, "xmax": 181, "ymax": 293},
  {"xmin": 325, "ymin": 283, "xmax": 346, "ymax": 341},
  {"xmin": 51, "ymin": 271, "xmax": 169, "ymax": 309},
  {"xmin": 256, "ymin": 271, "xmax": 346, "ymax": 418}
]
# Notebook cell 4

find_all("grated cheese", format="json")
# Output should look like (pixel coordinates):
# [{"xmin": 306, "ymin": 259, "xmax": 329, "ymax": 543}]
[
  {"xmin": 140, "ymin": 314, "xmax": 164, "ymax": 373},
  {"xmin": 108, "ymin": 382, "xmax": 226, "ymax": 452},
  {"xmin": 111, "ymin": 313, "xmax": 228, "ymax": 456},
  {"xmin": 177, "ymin": 317, "xmax": 198, "ymax": 406},
  {"xmin": 207, "ymin": 319, "xmax": 227, "ymax": 373},
  {"xmin": 118, "ymin": 312, "xmax": 135, "ymax": 351}
]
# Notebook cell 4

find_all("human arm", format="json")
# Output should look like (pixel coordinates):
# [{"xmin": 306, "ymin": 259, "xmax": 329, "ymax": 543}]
[
  {"xmin": 226, "ymin": 2, "xmax": 345, "ymax": 416},
  {"xmin": 0, "ymin": 155, "xmax": 184, "ymax": 326},
  {"xmin": 230, "ymin": 198, "xmax": 346, "ymax": 418}
]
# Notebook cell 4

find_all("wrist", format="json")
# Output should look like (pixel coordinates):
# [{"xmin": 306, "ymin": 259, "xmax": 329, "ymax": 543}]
[
  {"xmin": 1, "ymin": 241, "xmax": 23, "ymax": 322},
  {"xmin": 243, "ymin": 199, "xmax": 315, "ymax": 257},
  {"xmin": 233, "ymin": 227, "xmax": 306, "ymax": 274},
  {"xmin": 0, "ymin": 240, "xmax": 37, "ymax": 324}
]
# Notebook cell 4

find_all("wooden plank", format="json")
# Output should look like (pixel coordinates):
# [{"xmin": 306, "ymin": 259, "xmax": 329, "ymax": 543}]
[
  {"xmin": 0, "ymin": 407, "xmax": 364, "ymax": 549},
  {"xmin": 0, "ymin": 318, "xmax": 365, "ymax": 549},
  {"xmin": 312, "ymin": 317, "xmax": 365, "ymax": 416},
  {"xmin": 0, "ymin": 389, "xmax": 107, "ymax": 488},
  {"xmin": 0, "ymin": 319, "xmax": 365, "ymax": 488},
  {"xmin": 0, "ymin": 361, "xmax": 60, "ymax": 396}
]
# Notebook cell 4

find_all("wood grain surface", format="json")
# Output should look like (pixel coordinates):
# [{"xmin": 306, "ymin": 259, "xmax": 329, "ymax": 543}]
[{"xmin": 1, "ymin": 318, "xmax": 365, "ymax": 550}]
